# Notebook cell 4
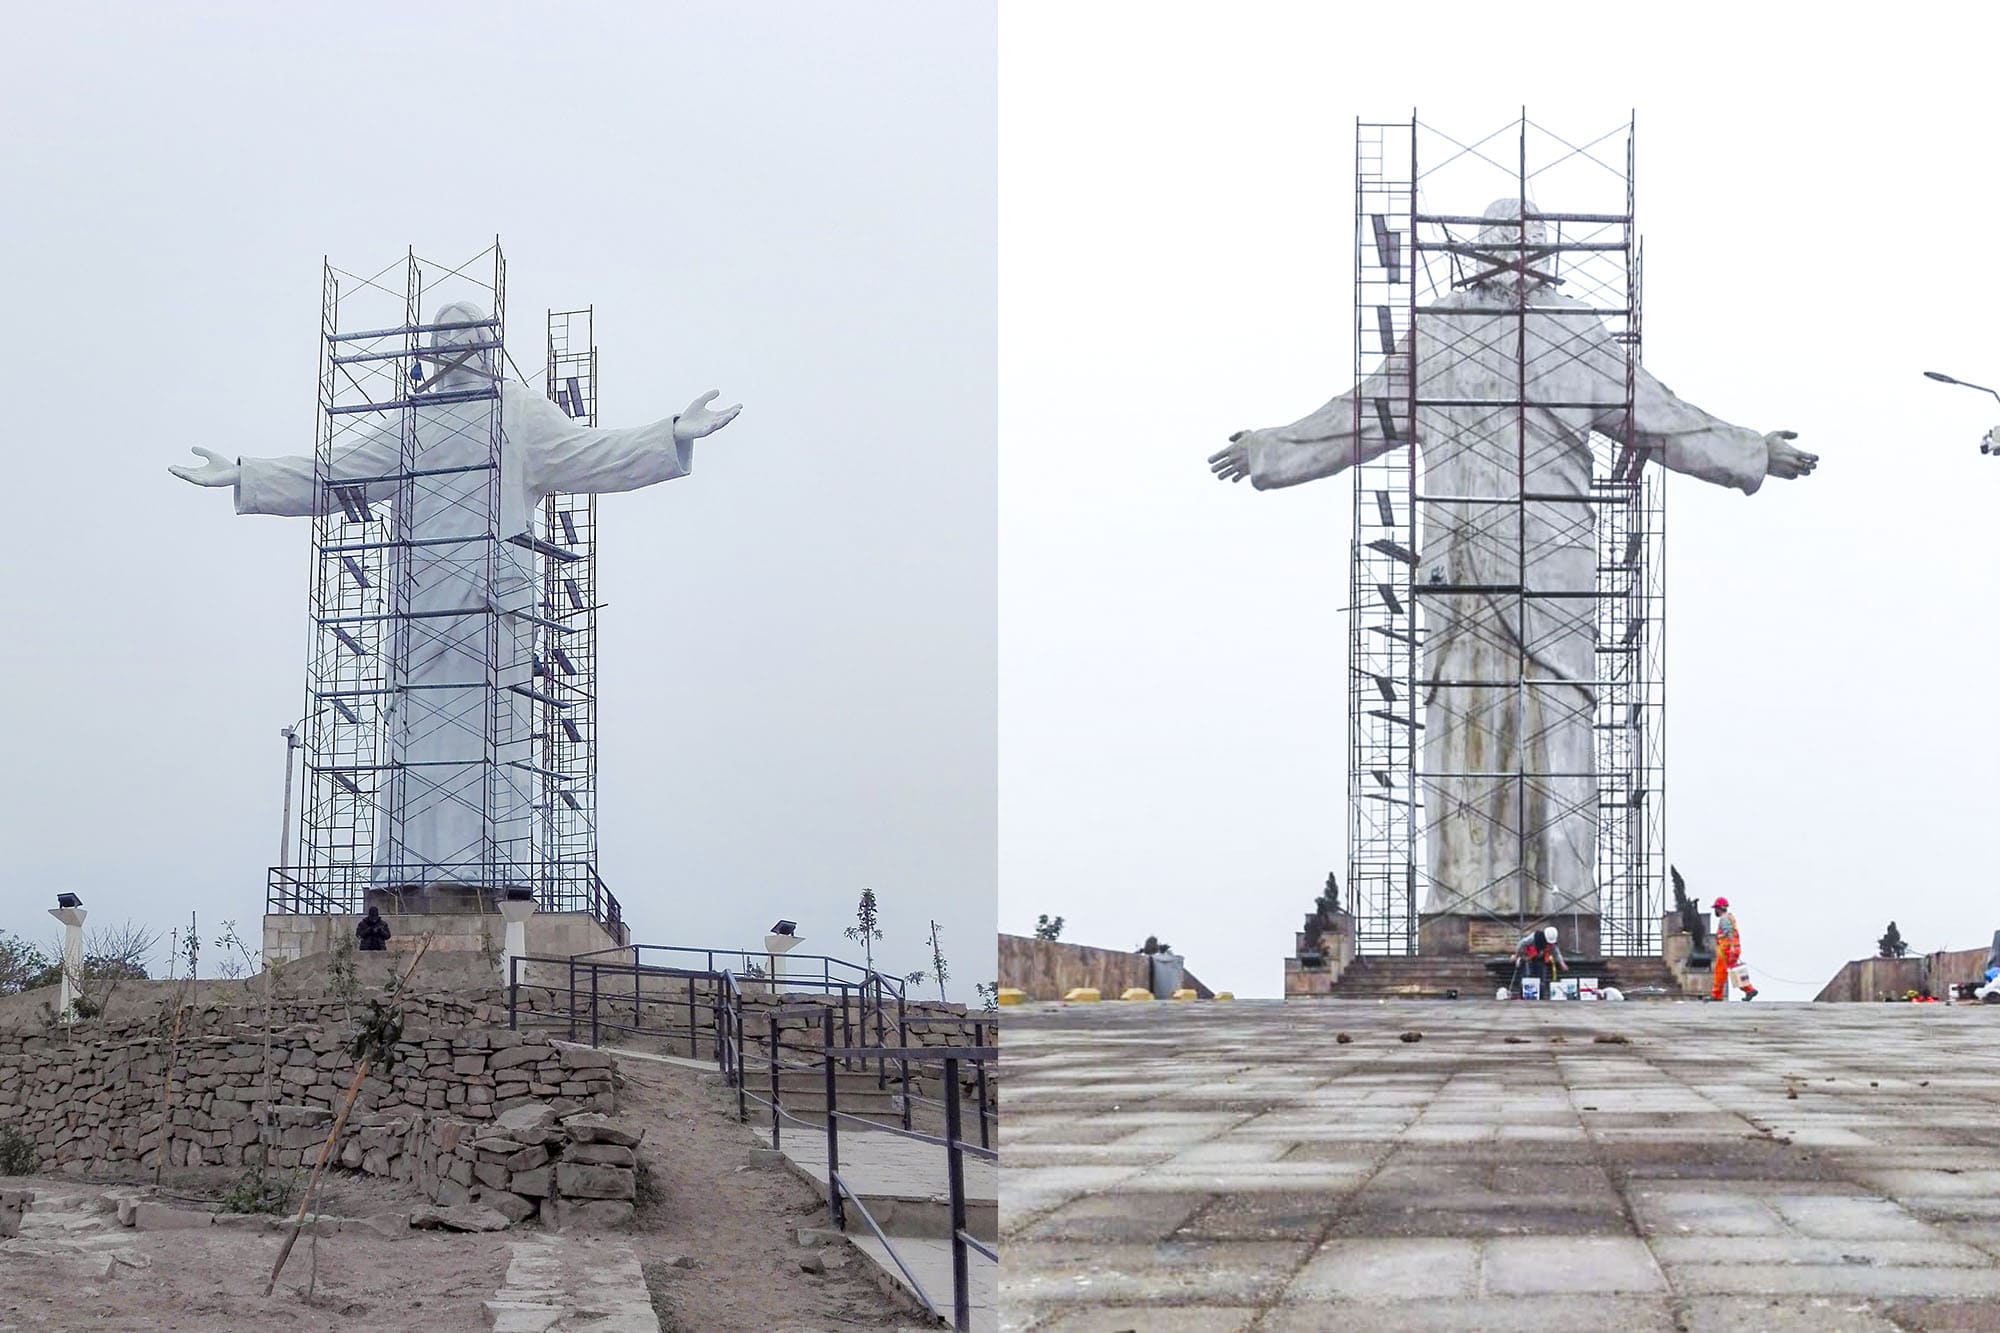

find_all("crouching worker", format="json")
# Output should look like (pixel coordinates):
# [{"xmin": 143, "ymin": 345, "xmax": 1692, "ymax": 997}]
[
  {"xmin": 1710, "ymin": 897, "xmax": 1758, "ymax": 1001},
  {"xmin": 1512, "ymin": 926, "xmax": 1563, "ymax": 999},
  {"xmin": 356, "ymin": 905, "xmax": 392, "ymax": 952}
]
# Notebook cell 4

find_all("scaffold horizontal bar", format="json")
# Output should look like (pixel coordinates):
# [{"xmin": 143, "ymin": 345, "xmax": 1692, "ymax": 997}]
[
  {"xmin": 1417, "ymin": 240, "xmax": 1627, "ymax": 255},
  {"xmin": 330, "ymin": 339, "xmax": 502, "ymax": 367},
  {"xmin": 327, "ymin": 315, "xmax": 497, "ymax": 344},
  {"xmin": 1411, "ymin": 399, "xmax": 1627, "ymax": 410},
  {"xmin": 509, "ymin": 683, "xmax": 569, "ymax": 707},
  {"xmin": 1417, "ymin": 210, "xmax": 1631, "ymax": 226},
  {"xmin": 318, "ymin": 606, "xmax": 495, "ymax": 625},
  {"xmin": 326, "ymin": 387, "xmax": 496, "ymax": 414},
  {"xmin": 1411, "ymin": 586, "xmax": 1605, "ymax": 599},
  {"xmin": 322, "ymin": 534, "xmax": 513, "ymax": 555},
  {"xmin": 508, "ymin": 533, "xmax": 581, "ymax": 563},
  {"xmin": 322, "ymin": 462, "xmax": 497, "ymax": 485}
]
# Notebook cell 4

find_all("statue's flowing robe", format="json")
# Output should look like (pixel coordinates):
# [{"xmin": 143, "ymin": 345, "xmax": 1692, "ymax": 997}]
[
  {"xmin": 234, "ymin": 381, "xmax": 692, "ymax": 888},
  {"xmin": 1243, "ymin": 284, "xmax": 1767, "ymax": 917}
]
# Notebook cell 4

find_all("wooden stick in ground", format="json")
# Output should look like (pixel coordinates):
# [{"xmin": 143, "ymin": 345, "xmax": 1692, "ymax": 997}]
[{"xmin": 265, "ymin": 933, "xmax": 434, "ymax": 1296}]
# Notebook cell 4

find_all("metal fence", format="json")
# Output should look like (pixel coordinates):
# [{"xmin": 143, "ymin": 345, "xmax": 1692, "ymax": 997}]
[{"xmin": 504, "ymin": 950, "xmax": 998, "ymax": 1329}]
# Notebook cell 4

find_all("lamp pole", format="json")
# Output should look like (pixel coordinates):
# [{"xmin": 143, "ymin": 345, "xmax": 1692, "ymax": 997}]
[
  {"xmin": 1922, "ymin": 372, "xmax": 2000, "ymax": 455},
  {"xmin": 277, "ymin": 726, "xmax": 300, "ymax": 872}
]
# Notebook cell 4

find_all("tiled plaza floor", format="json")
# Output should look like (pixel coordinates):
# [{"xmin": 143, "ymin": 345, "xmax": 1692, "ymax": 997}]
[{"xmin": 1001, "ymin": 1000, "xmax": 2000, "ymax": 1331}]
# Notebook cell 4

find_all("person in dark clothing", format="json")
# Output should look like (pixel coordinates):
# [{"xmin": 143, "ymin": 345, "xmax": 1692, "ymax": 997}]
[{"xmin": 356, "ymin": 906, "xmax": 391, "ymax": 952}]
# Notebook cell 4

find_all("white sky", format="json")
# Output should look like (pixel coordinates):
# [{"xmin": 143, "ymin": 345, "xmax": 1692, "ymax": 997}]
[
  {"xmin": 0, "ymin": 3, "xmax": 996, "ymax": 998},
  {"xmin": 999, "ymin": 4, "xmax": 2000, "ymax": 999}
]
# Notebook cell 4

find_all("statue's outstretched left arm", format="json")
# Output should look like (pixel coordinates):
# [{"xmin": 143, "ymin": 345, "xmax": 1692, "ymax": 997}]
[
  {"xmin": 1617, "ymin": 366, "xmax": 1818, "ymax": 494},
  {"xmin": 522, "ymin": 385, "xmax": 741, "ymax": 497}
]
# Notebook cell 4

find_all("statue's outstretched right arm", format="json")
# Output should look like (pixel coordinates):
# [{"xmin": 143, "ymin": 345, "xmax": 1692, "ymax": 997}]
[
  {"xmin": 1210, "ymin": 335, "xmax": 1410, "ymax": 490},
  {"xmin": 168, "ymin": 420, "xmax": 401, "ymax": 517}
]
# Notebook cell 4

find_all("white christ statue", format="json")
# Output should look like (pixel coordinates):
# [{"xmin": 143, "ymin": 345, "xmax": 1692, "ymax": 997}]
[
  {"xmin": 1207, "ymin": 200, "xmax": 1818, "ymax": 920},
  {"xmin": 171, "ymin": 301, "xmax": 740, "ymax": 891}
]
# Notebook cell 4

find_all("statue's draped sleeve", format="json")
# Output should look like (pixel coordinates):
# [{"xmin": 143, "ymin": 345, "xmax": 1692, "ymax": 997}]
[
  {"xmin": 1244, "ymin": 337, "xmax": 1409, "ymax": 490},
  {"xmin": 511, "ymin": 384, "xmax": 693, "ymax": 498},
  {"xmin": 1609, "ymin": 366, "xmax": 1771, "ymax": 496},
  {"xmin": 234, "ymin": 419, "xmax": 401, "ymax": 517}
]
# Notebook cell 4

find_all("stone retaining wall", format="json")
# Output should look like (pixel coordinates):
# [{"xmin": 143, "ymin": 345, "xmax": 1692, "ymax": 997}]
[
  {"xmin": 278, "ymin": 1095, "xmax": 642, "ymax": 1230},
  {"xmin": 0, "ymin": 998, "xmax": 613, "ymax": 1173}
]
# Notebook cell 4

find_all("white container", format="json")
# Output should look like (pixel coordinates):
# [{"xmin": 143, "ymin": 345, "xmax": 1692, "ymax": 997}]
[
  {"xmin": 1520, "ymin": 977, "xmax": 1542, "ymax": 1001},
  {"xmin": 1578, "ymin": 976, "xmax": 1600, "ymax": 1000}
]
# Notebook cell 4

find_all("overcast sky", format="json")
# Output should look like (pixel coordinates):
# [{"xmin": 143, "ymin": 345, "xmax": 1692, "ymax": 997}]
[
  {"xmin": 999, "ymin": 4, "xmax": 2000, "ymax": 999},
  {"xmin": 0, "ymin": 3, "xmax": 995, "ymax": 998}
]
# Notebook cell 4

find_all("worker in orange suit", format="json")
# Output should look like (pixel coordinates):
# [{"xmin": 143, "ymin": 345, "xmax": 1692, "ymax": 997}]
[{"xmin": 1710, "ymin": 896, "xmax": 1758, "ymax": 1001}]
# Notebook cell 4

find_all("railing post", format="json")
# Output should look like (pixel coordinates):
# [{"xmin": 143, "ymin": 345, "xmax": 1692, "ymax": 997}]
[
  {"xmin": 567, "ymin": 958, "xmax": 578, "ymax": 1043},
  {"xmin": 734, "ymin": 987, "xmax": 747, "ymax": 1124},
  {"xmin": 632, "ymin": 943, "xmax": 641, "ymax": 1032},
  {"xmin": 840, "ymin": 983, "xmax": 853, "ymax": 1072},
  {"xmin": 974, "ymin": 1022, "xmax": 991, "ymax": 1152},
  {"xmin": 899, "ymin": 992, "xmax": 912, "ymax": 1132},
  {"xmin": 687, "ymin": 972, "xmax": 698, "ymax": 1060},
  {"xmin": 822, "ymin": 1007, "xmax": 844, "ymax": 1229},
  {"xmin": 876, "ymin": 976, "xmax": 889, "ymax": 1089},
  {"xmin": 945, "ymin": 1055, "xmax": 969, "ymax": 1332},
  {"xmin": 508, "ymin": 956, "xmax": 519, "ymax": 1032},
  {"xmin": 590, "ymin": 964, "xmax": 601, "ymax": 1048},
  {"xmin": 767, "ymin": 1013, "xmax": 782, "ymax": 1151}
]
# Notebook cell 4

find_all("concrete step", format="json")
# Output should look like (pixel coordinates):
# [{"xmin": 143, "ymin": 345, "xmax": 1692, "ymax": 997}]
[{"xmin": 1328, "ymin": 957, "xmax": 1689, "ymax": 1000}]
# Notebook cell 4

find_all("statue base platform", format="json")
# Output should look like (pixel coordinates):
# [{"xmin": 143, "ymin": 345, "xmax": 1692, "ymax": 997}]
[
  {"xmin": 263, "ymin": 908, "xmax": 621, "ymax": 967},
  {"xmin": 1419, "ymin": 912, "xmax": 1601, "ymax": 958}
]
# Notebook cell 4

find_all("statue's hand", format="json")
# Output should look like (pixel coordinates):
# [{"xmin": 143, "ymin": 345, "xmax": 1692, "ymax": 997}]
[
  {"xmin": 1208, "ymin": 431, "xmax": 1252, "ymax": 483},
  {"xmin": 673, "ymin": 389, "xmax": 742, "ymax": 444},
  {"xmin": 168, "ymin": 446, "xmax": 240, "ymax": 488},
  {"xmin": 1763, "ymin": 430, "xmax": 1818, "ymax": 480}
]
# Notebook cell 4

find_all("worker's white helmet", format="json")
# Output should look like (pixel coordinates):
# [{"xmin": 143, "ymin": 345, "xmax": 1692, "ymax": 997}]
[{"xmin": 1544, "ymin": 926, "xmax": 1558, "ymax": 943}]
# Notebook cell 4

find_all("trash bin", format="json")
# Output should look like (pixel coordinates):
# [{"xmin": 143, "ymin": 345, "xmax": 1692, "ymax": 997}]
[{"xmin": 1149, "ymin": 952, "xmax": 1185, "ymax": 997}]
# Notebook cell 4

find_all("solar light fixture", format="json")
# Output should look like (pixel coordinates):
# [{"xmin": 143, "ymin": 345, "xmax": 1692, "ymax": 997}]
[
  {"xmin": 770, "ymin": 920, "xmax": 797, "ymax": 936},
  {"xmin": 56, "ymin": 893, "xmax": 82, "ymax": 909},
  {"xmin": 1923, "ymin": 371, "xmax": 2000, "ymax": 455}
]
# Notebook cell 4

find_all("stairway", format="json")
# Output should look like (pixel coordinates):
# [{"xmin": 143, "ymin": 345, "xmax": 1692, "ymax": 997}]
[{"xmin": 1327, "ymin": 955, "xmax": 1689, "ymax": 1000}]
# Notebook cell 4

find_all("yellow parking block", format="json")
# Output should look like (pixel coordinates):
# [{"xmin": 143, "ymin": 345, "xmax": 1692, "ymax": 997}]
[
  {"xmin": 1170, "ymin": 988, "xmax": 1199, "ymax": 1001},
  {"xmin": 1062, "ymin": 987, "xmax": 1102, "ymax": 1003},
  {"xmin": 996, "ymin": 987, "xmax": 1027, "ymax": 1006},
  {"xmin": 1214, "ymin": 992, "xmax": 1235, "ymax": 1001},
  {"xmin": 1120, "ymin": 988, "xmax": 1155, "ymax": 1002}
]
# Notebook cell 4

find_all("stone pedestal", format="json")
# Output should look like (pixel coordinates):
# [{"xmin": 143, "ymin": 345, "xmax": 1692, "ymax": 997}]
[
  {"xmin": 263, "ymin": 910, "xmax": 621, "ymax": 967},
  {"xmin": 1418, "ymin": 913, "xmax": 1601, "ymax": 957},
  {"xmin": 1283, "ymin": 912, "xmax": 1356, "ymax": 998}
]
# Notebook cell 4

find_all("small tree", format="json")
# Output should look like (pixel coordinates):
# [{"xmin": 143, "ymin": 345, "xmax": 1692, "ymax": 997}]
[
  {"xmin": 1138, "ymin": 935, "xmax": 1172, "ymax": 956},
  {"xmin": 974, "ymin": 981, "xmax": 998, "ymax": 1013},
  {"xmin": 1033, "ymin": 914, "xmax": 1064, "ymax": 942},
  {"xmin": 844, "ymin": 888, "xmax": 883, "ymax": 974},
  {"xmin": 1319, "ymin": 871, "xmax": 1340, "ymax": 915},
  {"xmin": 0, "ymin": 933, "xmax": 56, "ymax": 997},
  {"xmin": 923, "ymin": 920, "xmax": 950, "ymax": 1004},
  {"xmin": 1878, "ymin": 921, "xmax": 1910, "ymax": 959}
]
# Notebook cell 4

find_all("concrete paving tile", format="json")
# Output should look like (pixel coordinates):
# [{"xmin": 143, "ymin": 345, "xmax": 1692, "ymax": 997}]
[
  {"xmin": 1023, "ymin": 1307, "xmax": 1262, "ymax": 1332},
  {"xmin": 1173, "ymin": 1191, "xmax": 1351, "ymax": 1242},
  {"xmin": 1671, "ymin": 1265, "xmax": 2000, "ymax": 1297},
  {"xmin": 1482, "ymin": 1236, "xmax": 1668, "ymax": 1294},
  {"xmin": 1255, "ymin": 1295, "xmax": 1680, "ymax": 1332},
  {"xmin": 1767, "ymin": 1194, "xmax": 1938, "ymax": 1241},
  {"xmin": 1630, "ymin": 1190, "xmax": 1791, "ymax": 1236},
  {"xmin": 1020, "ymin": 1192, "xmax": 1216, "ymax": 1244},
  {"xmin": 1675, "ymin": 1295, "xmax": 1906, "ymax": 1331},
  {"xmin": 999, "ymin": 1240, "xmax": 1312, "ymax": 1307},
  {"xmin": 1651, "ymin": 1236, "xmax": 1991, "ymax": 1267},
  {"xmin": 1279, "ymin": 1237, "xmax": 1479, "ymax": 1301}
]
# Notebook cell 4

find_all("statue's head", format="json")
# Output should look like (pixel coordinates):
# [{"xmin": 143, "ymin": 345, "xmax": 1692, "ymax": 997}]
[
  {"xmin": 1470, "ymin": 198, "xmax": 1553, "ymax": 290},
  {"xmin": 421, "ymin": 300, "xmax": 497, "ymax": 385}
]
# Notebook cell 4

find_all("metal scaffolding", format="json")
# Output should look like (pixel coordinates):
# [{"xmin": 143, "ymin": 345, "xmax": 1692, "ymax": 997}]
[
  {"xmin": 1346, "ymin": 113, "xmax": 1665, "ymax": 957},
  {"xmin": 267, "ymin": 246, "xmax": 622, "ymax": 939},
  {"xmin": 537, "ymin": 308, "xmax": 603, "ymax": 914}
]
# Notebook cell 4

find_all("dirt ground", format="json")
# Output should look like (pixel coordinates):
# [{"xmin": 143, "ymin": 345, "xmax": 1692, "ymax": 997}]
[{"xmin": 0, "ymin": 1054, "xmax": 924, "ymax": 1332}]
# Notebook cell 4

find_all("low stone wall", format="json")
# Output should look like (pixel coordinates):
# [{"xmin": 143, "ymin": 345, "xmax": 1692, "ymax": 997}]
[
  {"xmin": 275, "ymin": 1095, "xmax": 641, "ymax": 1230},
  {"xmin": 998, "ymin": 934, "xmax": 1150, "ymax": 1001},
  {"xmin": 1815, "ymin": 948, "xmax": 1991, "ymax": 1002},
  {"xmin": 263, "ymin": 911, "xmax": 620, "ymax": 967},
  {"xmin": 0, "ymin": 997, "xmax": 613, "ymax": 1173}
]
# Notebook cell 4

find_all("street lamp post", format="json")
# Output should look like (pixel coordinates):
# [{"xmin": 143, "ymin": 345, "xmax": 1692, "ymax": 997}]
[
  {"xmin": 48, "ymin": 894, "xmax": 86, "ymax": 1025},
  {"xmin": 1922, "ymin": 371, "xmax": 2000, "ymax": 455}
]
